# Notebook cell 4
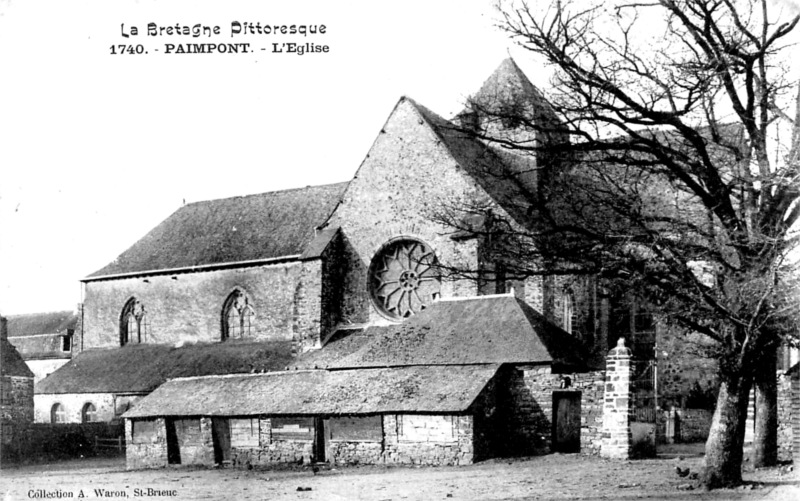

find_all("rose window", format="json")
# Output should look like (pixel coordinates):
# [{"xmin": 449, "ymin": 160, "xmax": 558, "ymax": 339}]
[{"xmin": 368, "ymin": 239, "xmax": 440, "ymax": 319}]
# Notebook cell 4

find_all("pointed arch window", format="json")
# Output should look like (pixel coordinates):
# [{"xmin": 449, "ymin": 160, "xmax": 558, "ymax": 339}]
[
  {"xmin": 561, "ymin": 290, "xmax": 576, "ymax": 335},
  {"xmin": 222, "ymin": 289, "xmax": 255, "ymax": 341},
  {"xmin": 120, "ymin": 298, "xmax": 147, "ymax": 346}
]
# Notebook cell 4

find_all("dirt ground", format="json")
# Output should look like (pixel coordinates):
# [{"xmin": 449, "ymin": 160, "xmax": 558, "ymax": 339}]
[{"xmin": 2, "ymin": 445, "xmax": 799, "ymax": 501}]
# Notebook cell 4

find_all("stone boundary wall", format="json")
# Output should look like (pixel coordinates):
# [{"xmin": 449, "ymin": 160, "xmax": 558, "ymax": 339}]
[{"xmin": 677, "ymin": 408, "xmax": 713, "ymax": 443}]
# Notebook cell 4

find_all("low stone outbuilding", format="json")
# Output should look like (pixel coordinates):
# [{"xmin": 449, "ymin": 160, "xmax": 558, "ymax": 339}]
[
  {"xmin": 123, "ymin": 295, "xmax": 606, "ymax": 469},
  {"xmin": 123, "ymin": 365, "xmax": 498, "ymax": 468}
]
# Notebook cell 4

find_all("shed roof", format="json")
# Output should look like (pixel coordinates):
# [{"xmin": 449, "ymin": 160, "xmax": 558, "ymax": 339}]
[
  {"xmin": 1, "ymin": 337, "xmax": 34, "ymax": 378},
  {"xmin": 6, "ymin": 311, "xmax": 77, "ymax": 337},
  {"xmin": 35, "ymin": 340, "xmax": 294, "ymax": 395},
  {"xmin": 86, "ymin": 182, "xmax": 348, "ymax": 279},
  {"xmin": 123, "ymin": 364, "xmax": 499, "ymax": 418},
  {"xmin": 307, "ymin": 295, "xmax": 589, "ymax": 370}
]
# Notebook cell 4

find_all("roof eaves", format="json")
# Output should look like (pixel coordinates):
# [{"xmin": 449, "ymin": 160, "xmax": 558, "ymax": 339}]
[{"xmin": 82, "ymin": 255, "xmax": 303, "ymax": 282}]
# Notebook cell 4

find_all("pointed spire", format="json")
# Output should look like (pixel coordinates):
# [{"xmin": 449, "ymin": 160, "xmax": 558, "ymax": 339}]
[{"xmin": 471, "ymin": 58, "xmax": 547, "ymax": 111}]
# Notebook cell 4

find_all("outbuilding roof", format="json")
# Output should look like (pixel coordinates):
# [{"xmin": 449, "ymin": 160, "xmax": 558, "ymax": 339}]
[
  {"xmin": 1, "ymin": 336, "xmax": 35, "ymax": 378},
  {"xmin": 8, "ymin": 334, "xmax": 71, "ymax": 360},
  {"xmin": 86, "ymin": 182, "xmax": 348, "ymax": 279},
  {"xmin": 294, "ymin": 295, "xmax": 590, "ymax": 371},
  {"xmin": 6, "ymin": 311, "xmax": 77, "ymax": 337},
  {"xmin": 35, "ymin": 340, "xmax": 294, "ymax": 395},
  {"xmin": 123, "ymin": 364, "xmax": 499, "ymax": 418}
]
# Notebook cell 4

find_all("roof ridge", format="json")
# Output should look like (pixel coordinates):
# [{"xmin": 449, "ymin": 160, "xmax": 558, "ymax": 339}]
[
  {"xmin": 183, "ymin": 181, "xmax": 350, "ymax": 207},
  {"xmin": 7, "ymin": 311, "xmax": 74, "ymax": 318}
]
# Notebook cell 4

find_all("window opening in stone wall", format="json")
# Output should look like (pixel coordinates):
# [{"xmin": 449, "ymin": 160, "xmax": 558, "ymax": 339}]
[
  {"xmin": 132, "ymin": 419, "xmax": 158, "ymax": 444},
  {"xmin": 562, "ymin": 290, "xmax": 576, "ymax": 335},
  {"xmin": 229, "ymin": 418, "xmax": 259, "ymax": 447},
  {"xmin": 221, "ymin": 289, "xmax": 255, "ymax": 341},
  {"xmin": 368, "ymin": 238, "xmax": 441, "ymax": 320},
  {"xmin": 62, "ymin": 333, "xmax": 72, "ymax": 352},
  {"xmin": 81, "ymin": 402, "xmax": 98, "ymax": 423},
  {"xmin": 120, "ymin": 298, "xmax": 147, "ymax": 346},
  {"xmin": 328, "ymin": 415, "xmax": 383, "ymax": 442},
  {"xmin": 271, "ymin": 417, "xmax": 314, "ymax": 441},
  {"xmin": 51, "ymin": 403, "xmax": 66, "ymax": 424}
]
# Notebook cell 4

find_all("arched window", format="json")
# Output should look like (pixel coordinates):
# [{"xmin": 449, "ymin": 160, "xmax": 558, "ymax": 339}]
[
  {"xmin": 120, "ymin": 298, "xmax": 147, "ymax": 346},
  {"xmin": 81, "ymin": 402, "xmax": 98, "ymax": 423},
  {"xmin": 222, "ymin": 289, "xmax": 255, "ymax": 341},
  {"xmin": 562, "ymin": 290, "xmax": 576, "ymax": 335},
  {"xmin": 51, "ymin": 403, "xmax": 66, "ymax": 424}
]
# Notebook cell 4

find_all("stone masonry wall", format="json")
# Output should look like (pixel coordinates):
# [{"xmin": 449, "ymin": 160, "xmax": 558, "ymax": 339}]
[
  {"xmin": 34, "ymin": 393, "xmax": 116, "ymax": 423},
  {"xmin": 502, "ymin": 365, "xmax": 605, "ymax": 456},
  {"xmin": 1, "ymin": 376, "xmax": 34, "ymax": 425},
  {"xmin": 327, "ymin": 98, "xmax": 506, "ymax": 324},
  {"xmin": 83, "ymin": 261, "xmax": 319, "ymax": 349},
  {"xmin": 293, "ymin": 260, "xmax": 324, "ymax": 353},
  {"xmin": 133, "ymin": 413, "xmax": 476, "ymax": 470},
  {"xmin": 602, "ymin": 339, "xmax": 632, "ymax": 459},
  {"xmin": 126, "ymin": 418, "xmax": 168, "ymax": 469},
  {"xmin": 777, "ymin": 370, "xmax": 793, "ymax": 462},
  {"xmin": 382, "ymin": 414, "xmax": 474, "ymax": 466}
]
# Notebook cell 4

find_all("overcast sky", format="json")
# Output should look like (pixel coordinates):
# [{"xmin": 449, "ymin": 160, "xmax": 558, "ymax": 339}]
[
  {"xmin": 0, "ymin": 0, "xmax": 544, "ymax": 314},
  {"xmin": 1, "ymin": 0, "xmax": 798, "ymax": 315}
]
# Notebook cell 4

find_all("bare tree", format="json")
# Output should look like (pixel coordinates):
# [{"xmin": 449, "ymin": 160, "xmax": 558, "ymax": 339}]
[{"xmin": 438, "ymin": 0, "xmax": 799, "ymax": 488}]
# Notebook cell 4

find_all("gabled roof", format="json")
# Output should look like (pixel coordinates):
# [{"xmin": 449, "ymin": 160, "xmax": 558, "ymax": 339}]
[
  {"xmin": 35, "ymin": 340, "xmax": 294, "ymax": 395},
  {"xmin": 1, "ymin": 336, "xmax": 34, "ymax": 378},
  {"xmin": 6, "ymin": 311, "xmax": 77, "ymax": 337},
  {"xmin": 86, "ymin": 182, "xmax": 349, "ymax": 279},
  {"xmin": 123, "ymin": 364, "xmax": 499, "ymax": 418},
  {"xmin": 311, "ymin": 295, "xmax": 589, "ymax": 370}
]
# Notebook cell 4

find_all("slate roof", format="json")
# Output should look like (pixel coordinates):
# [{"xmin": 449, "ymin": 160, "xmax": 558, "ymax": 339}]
[
  {"xmin": 1, "ymin": 336, "xmax": 35, "ymax": 378},
  {"xmin": 35, "ymin": 340, "xmax": 294, "ymax": 395},
  {"xmin": 123, "ymin": 364, "xmax": 499, "ymax": 418},
  {"xmin": 6, "ymin": 311, "xmax": 77, "ymax": 337},
  {"xmin": 87, "ymin": 182, "xmax": 349, "ymax": 279},
  {"xmin": 304, "ymin": 295, "xmax": 590, "ymax": 370}
]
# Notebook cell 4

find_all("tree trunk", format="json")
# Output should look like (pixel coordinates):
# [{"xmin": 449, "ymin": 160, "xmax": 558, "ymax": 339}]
[
  {"xmin": 753, "ymin": 348, "xmax": 778, "ymax": 468},
  {"xmin": 703, "ymin": 374, "xmax": 752, "ymax": 489}
]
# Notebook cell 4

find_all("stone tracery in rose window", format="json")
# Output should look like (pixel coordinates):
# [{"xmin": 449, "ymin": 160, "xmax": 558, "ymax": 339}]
[{"xmin": 368, "ymin": 239, "xmax": 440, "ymax": 320}]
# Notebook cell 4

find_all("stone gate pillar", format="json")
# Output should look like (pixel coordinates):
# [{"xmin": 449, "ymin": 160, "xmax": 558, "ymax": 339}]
[{"xmin": 602, "ymin": 337, "xmax": 632, "ymax": 459}]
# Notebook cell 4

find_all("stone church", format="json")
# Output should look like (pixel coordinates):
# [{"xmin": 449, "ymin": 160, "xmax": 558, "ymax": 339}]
[{"xmin": 35, "ymin": 59, "xmax": 792, "ymax": 468}]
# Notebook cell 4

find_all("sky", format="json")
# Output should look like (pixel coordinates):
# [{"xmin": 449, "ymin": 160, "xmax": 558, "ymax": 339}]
[
  {"xmin": 0, "ymin": 0, "xmax": 546, "ymax": 315},
  {"xmin": 1, "ymin": 0, "xmax": 798, "ymax": 315}
]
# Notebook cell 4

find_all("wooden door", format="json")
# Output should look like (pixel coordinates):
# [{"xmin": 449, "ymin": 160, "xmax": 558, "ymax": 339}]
[
  {"xmin": 553, "ymin": 392, "xmax": 581, "ymax": 453},
  {"xmin": 313, "ymin": 417, "xmax": 329, "ymax": 462},
  {"xmin": 165, "ymin": 419, "xmax": 181, "ymax": 465},
  {"xmin": 211, "ymin": 417, "xmax": 231, "ymax": 464}
]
